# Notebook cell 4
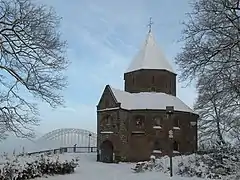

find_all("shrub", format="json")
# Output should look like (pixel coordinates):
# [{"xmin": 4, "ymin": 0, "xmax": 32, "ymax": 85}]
[{"xmin": 0, "ymin": 153, "xmax": 79, "ymax": 180}]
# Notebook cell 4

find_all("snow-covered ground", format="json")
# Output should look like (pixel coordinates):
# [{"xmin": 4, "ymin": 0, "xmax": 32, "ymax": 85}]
[
  {"xmin": 32, "ymin": 153, "xmax": 203, "ymax": 180},
  {"xmin": 1, "ymin": 152, "xmax": 238, "ymax": 180}
]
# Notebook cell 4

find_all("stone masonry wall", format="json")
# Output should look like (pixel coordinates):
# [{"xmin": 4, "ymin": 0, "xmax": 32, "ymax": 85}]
[
  {"xmin": 124, "ymin": 69, "xmax": 176, "ymax": 96},
  {"xmin": 126, "ymin": 109, "xmax": 198, "ymax": 161}
]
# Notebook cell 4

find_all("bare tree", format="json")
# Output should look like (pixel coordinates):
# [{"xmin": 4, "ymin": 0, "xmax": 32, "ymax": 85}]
[
  {"xmin": 0, "ymin": 0, "xmax": 68, "ymax": 139},
  {"xmin": 176, "ymin": 0, "xmax": 240, "ymax": 99},
  {"xmin": 176, "ymin": 0, "xmax": 240, "ymax": 146},
  {"xmin": 195, "ymin": 71, "xmax": 240, "ymax": 146}
]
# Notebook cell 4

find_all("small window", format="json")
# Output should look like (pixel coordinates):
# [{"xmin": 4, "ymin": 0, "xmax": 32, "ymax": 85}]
[
  {"xmin": 101, "ymin": 115, "xmax": 112, "ymax": 126},
  {"xmin": 135, "ymin": 116, "xmax": 144, "ymax": 128},
  {"xmin": 152, "ymin": 76, "xmax": 155, "ymax": 84},
  {"xmin": 106, "ymin": 115, "xmax": 112, "ymax": 125},
  {"xmin": 173, "ymin": 118, "xmax": 180, "ymax": 127},
  {"xmin": 154, "ymin": 116, "xmax": 162, "ymax": 126},
  {"xmin": 117, "ymin": 122, "xmax": 120, "ymax": 130},
  {"xmin": 173, "ymin": 141, "xmax": 179, "ymax": 151}
]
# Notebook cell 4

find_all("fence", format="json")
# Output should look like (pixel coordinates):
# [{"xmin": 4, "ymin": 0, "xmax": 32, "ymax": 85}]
[{"xmin": 18, "ymin": 146, "xmax": 97, "ymax": 156}]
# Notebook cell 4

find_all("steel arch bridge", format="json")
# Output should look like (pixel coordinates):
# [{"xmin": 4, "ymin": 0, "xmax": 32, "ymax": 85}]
[{"xmin": 36, "ymin": 128, "xmax": 97, "ymax": 150}]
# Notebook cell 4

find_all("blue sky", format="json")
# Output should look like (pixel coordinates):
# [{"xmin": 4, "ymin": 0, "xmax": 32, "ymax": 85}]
[{"xmin": 34, "ymin": 0, "xmax": 196, "ymax": 135}]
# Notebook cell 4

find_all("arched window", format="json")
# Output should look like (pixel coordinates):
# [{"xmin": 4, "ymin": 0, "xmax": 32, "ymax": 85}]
[
  {"xmin": 135, "ymin": 115, "xmax": 144, "ymax": 128},
  {"xmin": 154, "ymin": 116, "xmax": 162, "ymax": 126},
  {"xmin": 173, "ymin": 141, "xmax": 179, "ymax": 151},
  {"xmin": 173, "ymin": 118, "xmax": 180, "ymax": 127},
  {"xmin": 152, "ymin": 76, "xmax": 155, "ymax": 84},
  {"xmin": 103, "ymin": 115, "xmax": 112, "ymax": 125}
]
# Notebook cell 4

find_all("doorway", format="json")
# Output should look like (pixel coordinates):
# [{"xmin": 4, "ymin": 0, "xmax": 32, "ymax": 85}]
[{"xmin": 100, "ymin": 140, "xmax": 114, "ymax": 163}]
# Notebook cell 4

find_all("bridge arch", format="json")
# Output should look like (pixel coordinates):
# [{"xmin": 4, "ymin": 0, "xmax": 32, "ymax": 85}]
[{"xmin": 36, "ymin": 128, "xmax": 97, "ymax": 149}]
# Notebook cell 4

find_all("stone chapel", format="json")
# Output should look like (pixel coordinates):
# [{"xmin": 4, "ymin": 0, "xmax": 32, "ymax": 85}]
[{"xmin": 96, "ymin": 28, "xmax": 199, "ymax": 162}]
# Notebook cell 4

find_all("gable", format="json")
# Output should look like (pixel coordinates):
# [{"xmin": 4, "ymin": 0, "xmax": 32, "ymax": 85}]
[{"xmin": 97, "ymin": 85, "xmax": 118, "ymax": 110}]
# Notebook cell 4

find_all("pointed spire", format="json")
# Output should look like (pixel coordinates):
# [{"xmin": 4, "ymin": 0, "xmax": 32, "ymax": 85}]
[{"xmin": 125, "ymin": 27, "xmax": 175, "ymax": 74}]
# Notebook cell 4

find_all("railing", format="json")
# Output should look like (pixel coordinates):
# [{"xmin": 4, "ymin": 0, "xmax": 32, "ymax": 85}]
[{"xmin": 18, "ymin": 146, "xmax": 97, "ymax": 156}]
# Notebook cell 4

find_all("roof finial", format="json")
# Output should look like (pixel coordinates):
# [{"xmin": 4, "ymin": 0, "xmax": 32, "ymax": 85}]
[{"xmin": 147, "ymin": 17, "xmax": 154, "ymax": 33}]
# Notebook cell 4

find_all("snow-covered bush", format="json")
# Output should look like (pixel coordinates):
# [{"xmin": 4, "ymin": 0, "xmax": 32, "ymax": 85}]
[
  {"xmin": 176, "ymin": 153, "xmax": 234, "ymax": 179},
  {"xmin": 131, "ymin": 155, "xmax": 164, "ymax": 173},
  {"xmin": 0, "ymin": 153, "xmax": 79, "ymax": 179},
  {"xmin": 132, "ymin": 148, "xmax": 240, "ymax": 179}
]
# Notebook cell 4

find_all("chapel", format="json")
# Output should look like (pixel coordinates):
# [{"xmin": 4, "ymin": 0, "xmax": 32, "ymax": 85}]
[{"xmin": 96, "ymin": 24, "xmax": 199, "ymax": 162}]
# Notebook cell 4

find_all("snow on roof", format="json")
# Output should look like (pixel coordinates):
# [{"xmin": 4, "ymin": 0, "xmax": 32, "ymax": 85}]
[
  {"xmin": 110, "ymin": 86, "xmax": 194, "ymax": 113},
  {"xmin": 125, "ymin": 31, "xmax": 175, "ymax": 74}
]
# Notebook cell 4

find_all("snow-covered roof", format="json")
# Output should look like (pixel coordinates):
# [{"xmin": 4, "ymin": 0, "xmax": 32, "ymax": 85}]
[
  {"xmin": 125, "ymin": 31, "xmax": 175, "ymax": 74},
  {"xmin": 109, "ymin": 86, "xmax": 194, "ymax": 113}
]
